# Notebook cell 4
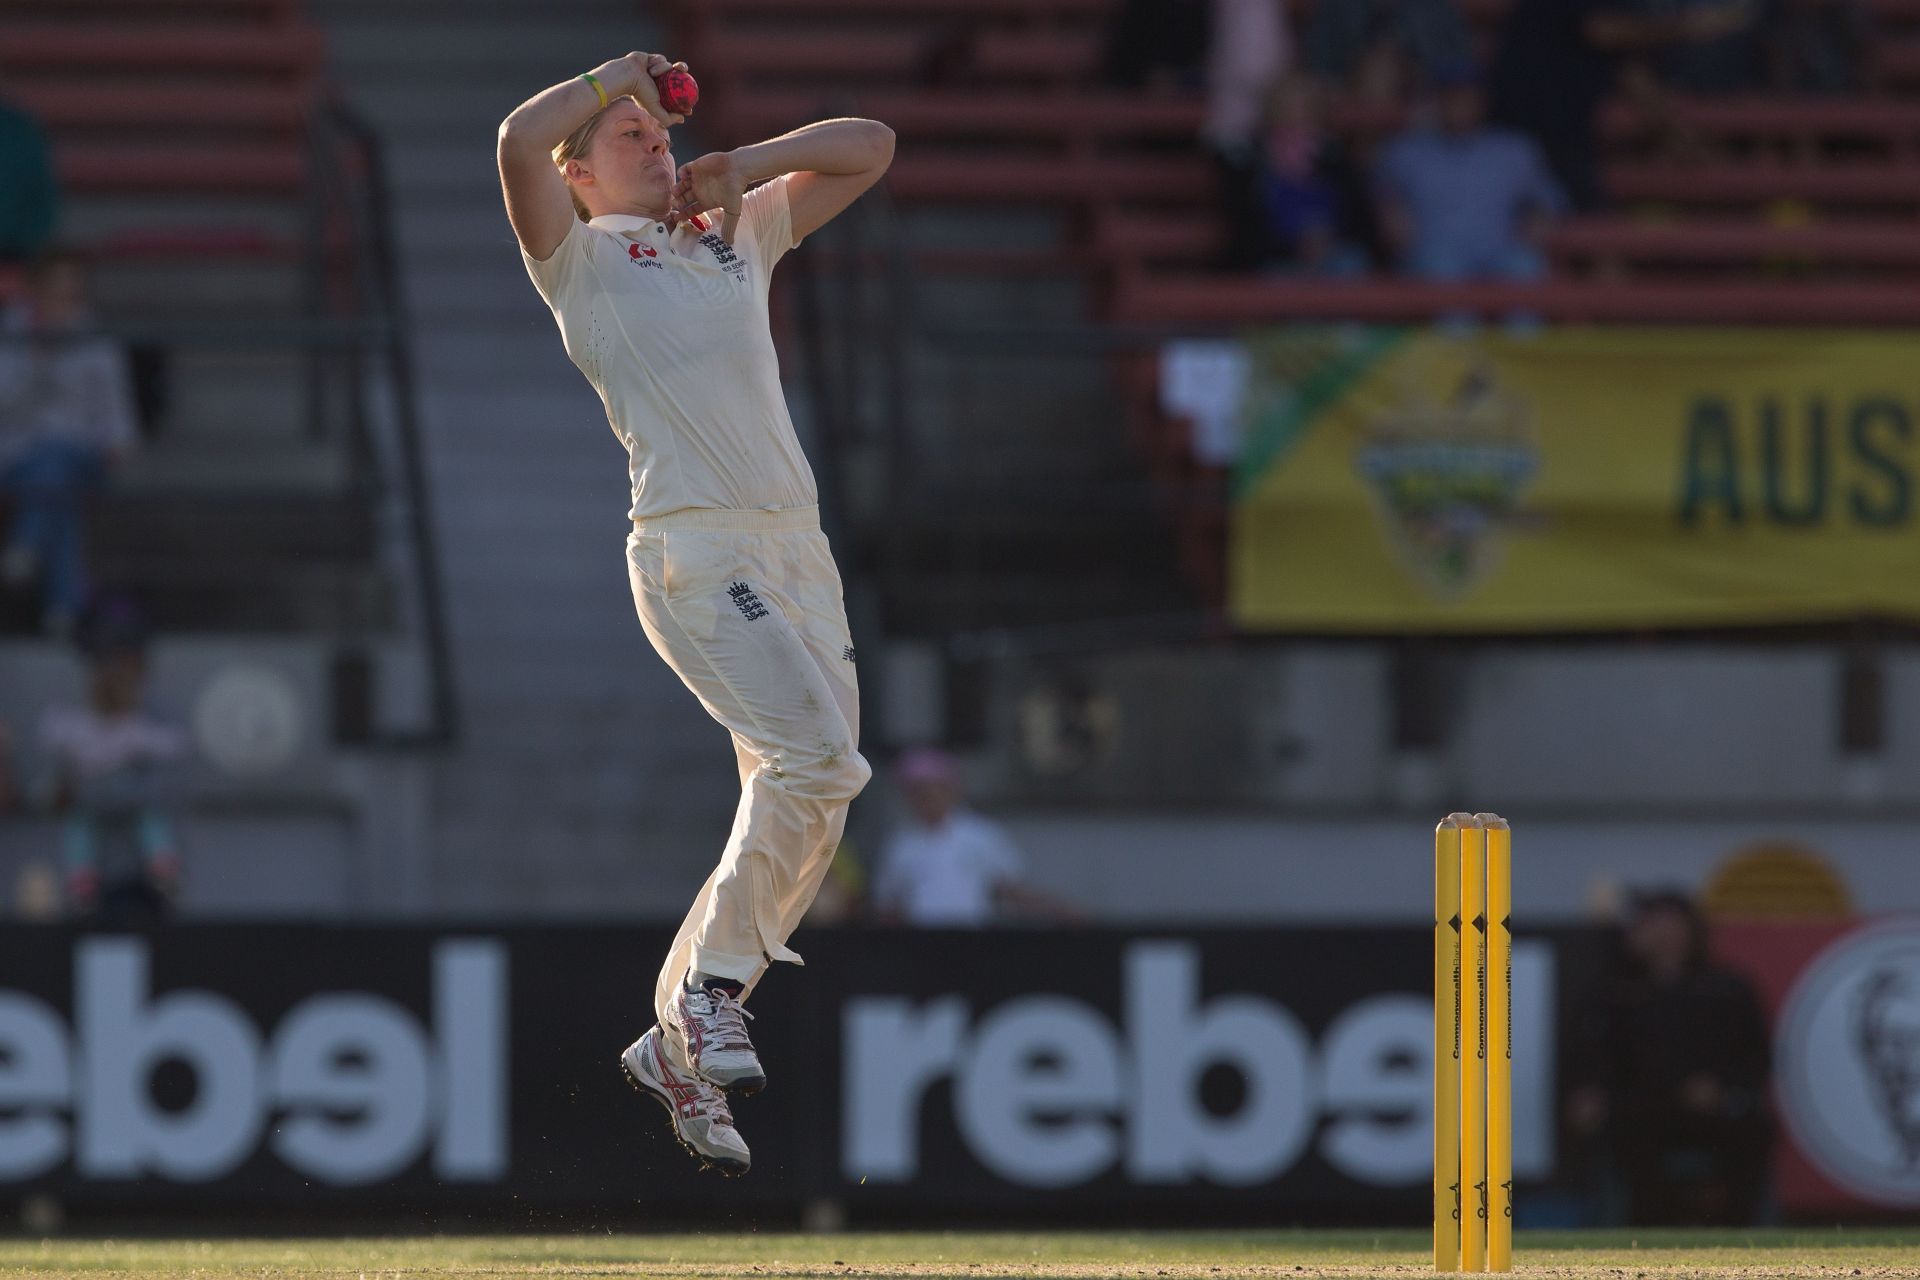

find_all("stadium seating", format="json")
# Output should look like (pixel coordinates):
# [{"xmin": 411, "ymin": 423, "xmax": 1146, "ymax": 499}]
[
  {"xmin": 1109, "ymin": 276, "xmax": 1920, "ymax": 326},
  {"xmin": 669, "ymin": 0, "xmax": 1920, "ymax": 616},
  {"xmin": 0, "ymin": 0, "xmax": 387, "ymax": 633}
]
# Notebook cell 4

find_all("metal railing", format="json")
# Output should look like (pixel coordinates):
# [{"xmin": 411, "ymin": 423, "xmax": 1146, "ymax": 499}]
[{"xmin": 314, "ymin": 99, "xmax": 459, "ymax": 748}]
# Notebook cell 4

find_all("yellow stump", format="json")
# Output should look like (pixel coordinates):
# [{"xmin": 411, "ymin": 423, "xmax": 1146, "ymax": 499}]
[
  {"xmin": 1480, "ymin": 815, "xmax": 1514, "ymax": 1274},
  {"xmin": 1432, "ymin": 818, "xmax": 1464, "ymax": 1272},
  {"xmin": 1436, "ymin": 814, "xmax": 1515, "ymax": 1274},
  {"xmin": 1460, "ymin": 818, "xmax": 1488, "ymax": 1274}
]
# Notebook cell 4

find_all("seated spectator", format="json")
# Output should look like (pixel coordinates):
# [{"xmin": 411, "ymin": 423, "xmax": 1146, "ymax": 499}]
[
  {"xmin": 1256, "ymin": 76, "xmax": 1373, "ymax": 275},
  {"xmin": 1104, "ymin": 0, "xmax": 1214, "ymax": 90},
  {"xmin": 873, "ymin": 748, "xmax": 1079, "ymax": 927},
  {"xmin": 1375, "ymin": 65, "xmax": 1566, "ymax": 286},
  {"xmin": 1204, "ymin": 0, "xmax": 1292, "ymax": 271},
  {"xmin": 1303, "ymin": 0, "xmax": 1473, "ymax": 102},
  {"xmin": 0, "ymin": 250, "xmax": 141, "ymax": 636},
  {"xmin": 39, "ymin": 600, "xmax": 185, "ymax": 925},
  {"xmin": 0, "ymin": 92, "xmax": 58, "ymax": 264}
]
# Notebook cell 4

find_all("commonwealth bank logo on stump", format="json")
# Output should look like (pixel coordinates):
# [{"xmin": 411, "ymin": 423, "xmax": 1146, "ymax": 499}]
[{"xmin": 1779, "ymin": 921, "xmax": 1920, "ymax": 1206}]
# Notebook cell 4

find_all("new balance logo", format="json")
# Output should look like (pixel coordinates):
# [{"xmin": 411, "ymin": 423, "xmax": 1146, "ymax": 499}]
[
  {"xmin": 843, "ymin": 646, "xmax": 857, "ymax": 664},
  {"xmin": 728, "ymin": 582, "xmax": 770, "ymax": 622}
]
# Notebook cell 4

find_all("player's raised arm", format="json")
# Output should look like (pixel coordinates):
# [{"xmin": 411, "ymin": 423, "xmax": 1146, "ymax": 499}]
[
  {"xmin": 496, "ymin": 52, "xmax": 687, "ymax": 261},
  {"xmin": 673, "ymin": 118, "xmax": 895, "ymax": 243}
]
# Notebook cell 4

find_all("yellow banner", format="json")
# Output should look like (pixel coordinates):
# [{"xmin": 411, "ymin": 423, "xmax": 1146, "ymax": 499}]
[{"xmin": 1231, "ymin": 328, "xmax": 1920, "ymax": 631}]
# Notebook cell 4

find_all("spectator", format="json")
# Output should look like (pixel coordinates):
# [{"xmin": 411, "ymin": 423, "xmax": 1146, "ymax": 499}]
[
  {"xmin": 0, "ymin": 94, "xmax": 58, "ymax": 264},
  {"xmin": 1103, "ymin": 0, "xmax": 1213, "ymax": 90},
  {"xmin": 1204, "ymin": 0, "xmax": 1292, "ymax": 271},
  {"xmin": 38, "ymin": 600, "xmax": 185, "ymax": 925},
  {"xmin": 1566, "ymin": 890, "xmax": 1773, "ymax": 1226},
  {"xmin": 1375, "ymin": 64, "xmax": 1566, "ymax": 287},
  {"xmin": 0, "ymin": 250, "xmax": 141, "ymax": 636},
  {"xmin": 1303, "ymin": 0, "xmax": 1473, "ymax": 103},
  {"xmin": 873, "ymin": 748, "xmax": 1078, "ymax": 926},
  {"xmin": 1256, "ymin": 75, "xmax": 1373, "ymax": 275}
]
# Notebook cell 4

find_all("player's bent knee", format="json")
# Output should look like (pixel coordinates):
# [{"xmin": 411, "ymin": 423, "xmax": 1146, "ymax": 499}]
[
  {"xmin": 839, "ymin": 750, "xmax": 873, "ymax": 801},
  {"xmin": 765, "ymin": 746, "xmax": 870, "ymax": 802},
  {"xmin": 813, "ymin": 748, "xmax": 870, "ymax": 802}
]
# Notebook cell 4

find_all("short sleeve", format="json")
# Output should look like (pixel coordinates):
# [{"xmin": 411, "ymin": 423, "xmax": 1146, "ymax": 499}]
[
  {"xmin": 738, "ymin": 173, "xmax": 800, "ymax": 270},
  {"xmin": 520, "ymin": 215, "xmax": 595, "ymax": 306}
]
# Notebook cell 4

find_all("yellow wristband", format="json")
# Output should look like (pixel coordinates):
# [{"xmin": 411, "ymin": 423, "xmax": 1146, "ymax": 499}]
[{"xmin": 579, "ymin": 72, "xmax": 608, "ymax": 109}]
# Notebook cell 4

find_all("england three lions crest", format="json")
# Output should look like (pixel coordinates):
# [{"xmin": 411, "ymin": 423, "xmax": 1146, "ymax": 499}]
[{"xmin": 1353, "ymin": 359, "xmax": 1541, "ymax": 601}]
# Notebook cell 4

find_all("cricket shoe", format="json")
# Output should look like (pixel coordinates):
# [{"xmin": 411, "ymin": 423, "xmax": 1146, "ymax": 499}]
[
  {"xmin": 664, "ymin": 984, "xmax": 767, "ymax": 1096},
  {"xmin": 620, "ymin": 1026, "xmax": 751, "ymax": 1176}
]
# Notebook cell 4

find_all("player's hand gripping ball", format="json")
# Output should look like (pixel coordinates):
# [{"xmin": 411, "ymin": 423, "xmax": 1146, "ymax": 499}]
[{"xmin": 655, "ymin": 68, "xmax": 699, "ymax": 117}]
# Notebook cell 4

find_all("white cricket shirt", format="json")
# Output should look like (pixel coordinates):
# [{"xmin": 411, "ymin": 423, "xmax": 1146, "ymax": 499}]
[
  {"xmin": 520, "ymin": 174, "xmax": 818, "ymax": 520},
  {"xmin": 874, "ymin": 810, "xmax": 1027, "ymax": 926}
]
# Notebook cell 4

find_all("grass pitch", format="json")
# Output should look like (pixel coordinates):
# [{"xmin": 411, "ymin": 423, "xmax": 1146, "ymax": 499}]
[{"xmin": 2, "ymin": 1228, "xmax": 1915, "ymax": 1279}]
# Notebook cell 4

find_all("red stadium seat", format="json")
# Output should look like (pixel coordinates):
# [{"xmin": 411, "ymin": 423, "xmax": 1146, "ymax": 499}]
[
  {"xmin": 722, "ymin": 91, "xmax": 1206, "ymax": 145},
  {"xmin": 1093, "ymin": 209, "xmax": 1220, "ymax": 264},
  {"xmin": 1607, "ymin": 161, "xmax": 1920, "ymax": 206},
  {"xmin": 698, "ymin": 28, "xmax": 1101, "ymax": 82},
  {"xmin": 887, "ymin": 154, "xmax": 1210, "ymax": 204},
  {"xmin": 1878, "ymin": 42, "xmax": 1920, "ymax": 84},
  {"xmin": 0, "ymin": 26, "xmax": 323, "ymax": 75},
  {"xmin": 0, "ymin": 0, "xmax": 295, "ymax": 16},
  {"xmin": 12, "ymin": 83, "xmax": 313, "ymax": 132},
  {"xmin": 971, "ymin": 29, "xmax": 1102, "ymax": 80},
  {"xmin": 680, "ymin": 0, "xmax": 1112, "ymax": 15},
  {"xmin": 670, "ymin": 0, "xmax": 1920, "ymax": 328},
  {"xmin": 1110, "ymin": 275, "xmax": 1920, "ymax": 326},
  {"xmin": 1547, "ymin": 219, "xmax": 1920, "ymax": 267},
  {"xmin": 58, "ymin": 144, "xmax": 308, "ymax": 195},
  {"xmin": 1600, "ymin": 97, "xmax": 1920, "ymax": 146}
]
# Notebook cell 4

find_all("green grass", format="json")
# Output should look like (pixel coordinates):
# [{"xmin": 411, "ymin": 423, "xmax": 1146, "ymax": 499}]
[{"xmin": 2, "ymin": 1228, "xmax": 1916, "ymax": 1279}]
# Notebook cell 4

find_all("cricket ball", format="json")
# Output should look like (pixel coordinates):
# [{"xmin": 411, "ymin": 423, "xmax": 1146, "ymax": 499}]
[{"xmin": 656, "ymin": 68, "xmax": 699, "ymax": 117}]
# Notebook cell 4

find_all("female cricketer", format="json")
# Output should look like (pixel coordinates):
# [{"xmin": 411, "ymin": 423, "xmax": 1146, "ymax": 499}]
[{"xmin": 497, "ymin": 51, "xmax": 893, "ymax": 1176}]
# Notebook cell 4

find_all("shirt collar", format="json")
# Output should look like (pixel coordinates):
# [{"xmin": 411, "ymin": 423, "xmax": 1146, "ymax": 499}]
[{"xmin": 588, "ymin": 213, "xmax": 670, "ymax": 235}]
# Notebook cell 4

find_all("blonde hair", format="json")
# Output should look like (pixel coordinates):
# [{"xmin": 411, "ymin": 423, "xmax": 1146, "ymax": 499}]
[{"xmin": 552, "ymin": 95, "xmax": 640, "ymax": 221}]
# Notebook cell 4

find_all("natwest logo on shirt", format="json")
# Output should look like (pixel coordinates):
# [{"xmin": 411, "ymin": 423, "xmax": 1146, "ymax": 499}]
[{"xmin": 628, "ymin": 243, "xmax": 662, "ymax": 267}]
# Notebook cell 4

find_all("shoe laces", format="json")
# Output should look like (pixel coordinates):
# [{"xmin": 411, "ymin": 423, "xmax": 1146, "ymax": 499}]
[
  {"xmin": 709, "ymin": 989, "xmax": 755, "ymax": 1043},
  {"xmin": 688, "ymin": 987, "xmax": 755, "ymax": 1046},
  {"xmin": 698, "ymin": 1079, "xmax": 735, "ymax": 1127}
]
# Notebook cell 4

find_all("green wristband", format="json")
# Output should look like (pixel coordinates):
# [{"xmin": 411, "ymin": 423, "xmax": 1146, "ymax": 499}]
[{"xmin": 579, "ymin": 72, "xmax": 608, "ymax": 109}]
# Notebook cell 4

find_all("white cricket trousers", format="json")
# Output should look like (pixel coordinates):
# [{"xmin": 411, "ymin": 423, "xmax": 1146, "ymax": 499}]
[{"xmin": 625, "ymin": 504, "xmax": 870, "ymax": 1025}]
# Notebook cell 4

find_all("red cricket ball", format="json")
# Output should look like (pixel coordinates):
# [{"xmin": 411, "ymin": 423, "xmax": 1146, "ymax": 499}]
[{"xmin": 656, "ymin": 68, "xmax": 699, "ymax": 117}]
